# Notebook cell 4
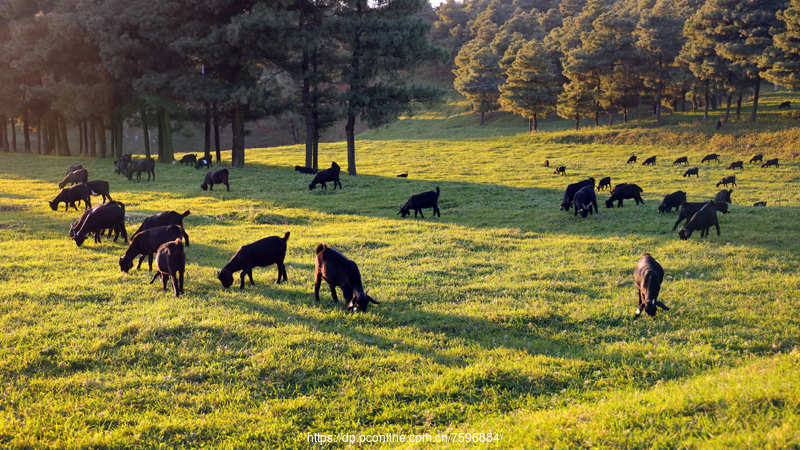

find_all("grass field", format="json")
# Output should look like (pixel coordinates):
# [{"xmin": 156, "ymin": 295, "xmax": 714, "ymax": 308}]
[{"xmin": 1, "ymin": 88, "xmax": 800, "ymax": 448}]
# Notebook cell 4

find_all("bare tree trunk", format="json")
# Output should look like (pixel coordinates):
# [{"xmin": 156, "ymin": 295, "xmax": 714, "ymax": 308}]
[{"xmin": 749, "ymin": 76, "xmax": 761, "ymax": 122}]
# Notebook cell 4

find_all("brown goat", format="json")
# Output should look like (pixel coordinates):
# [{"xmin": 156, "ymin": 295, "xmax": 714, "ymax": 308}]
[
  {"xmin": 633, "ymin": 253, "xmax": 669, "ymax": 319},
  {"xmin": 58, "ymin": 168, "xmax": 88, "ymax": 189},
  {"xmin": 149, "ymin": 239, "xmax": 185, "ymax": 297}
]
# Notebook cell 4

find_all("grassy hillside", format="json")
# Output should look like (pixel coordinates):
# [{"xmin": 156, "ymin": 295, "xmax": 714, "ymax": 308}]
[{"xmin": 1, "ymin": 88, "xmax": 799, "ymax": 448}]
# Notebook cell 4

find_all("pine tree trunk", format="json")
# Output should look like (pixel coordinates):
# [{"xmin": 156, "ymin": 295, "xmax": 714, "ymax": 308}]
[
  {"xmin": 157, "ymin": 109, "xmax": 165, "ymax": 159},
  {"xmin": 479, "ymin": 111, "xmax": 485, "ymax": 126},
  {"xmin": 346, "ymin": 112, "xmax": 357, "ymax": 176},
  {"xmin": 231, "ymin": 104, "xmax": 245, "ymax": 168},
  {"xmin": 655, "ymin": 84, "xmax": 662, "ymax": 122},
  {"xmin": 735, "ymin": 93, "xmax": 742, "ymax": 121},
  {"xmin": 142, "ymin": 110, "xmax": 151, "ymax": 159},
  {"xmin": 0, "ymin": 116, "xmax": 7, "ymax": 152},
  {"xmin": 749, "ymin": 76, "xmax": 761, "ymax": 122},
  {"xmin": 533, "ymin": 114, "xmax": 538, "ymax": 133},
  {"xmin": 681, "ymin": 90, "xmax": 687, "ymax": 112},
  {"xmin": 213, "ymin": 103, "xmax": 221, "ymax": 164},
  {"xmin": 36, "ymin": 117, "xmax": 42, "ymax": 154},
  {"xmin": 204, "ymin": 102, "xmax": 211, "ymax": 160},
  {"xmin": 575, "ymin": 114, "xmax": 579, "ymax": 131},
  {"xmin": 528, "ymin": 117, "xmax": 533, "ymax": 133},
  {"xmin": 312, "ymin": 109, "xmax": 319, "ymax": 170},
  {"xmin": 23, "ymin": 115, "xmax": 31, "ymax": 153},
  {"xmin": 11, "ymin": 117, "xmax": 18, "ymax": 153},
  {"xmin": 89, "ymin": 117, "xmax": 96, "ymax": 157},
  {"xmin": 703, "ymin": 81, "xmax": 709, "ymax": 123},
  {"xmin": 53, "ymin": 115, "xmax": 62, "ymax": 156},
  {"xmin": 723, "ymin": 93, "xmax": 732, "ymax": 123},
  {"xmin": 95, "ymin": 116, "xmax": 106, "ymax": 159},
  {"xmin": 161, "ymin": 109, "xmax": 174, "ymax": 164}
]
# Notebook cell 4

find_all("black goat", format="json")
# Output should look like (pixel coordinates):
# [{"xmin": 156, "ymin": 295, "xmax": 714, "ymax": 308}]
[
  {"xmin": 396, "ymin": 172, "xmax": 408, "ymax": 178},
  {"xmin": 119, "ymin": 224, "xmax": 186, "ymax": 272},
  {"xmin": 716, "ymin": 175, "xmax": 736, "ymax": 188},
  {"xmin": 132, "ymin": 210, "xmax": 191, "ymax": 246},
  {"xmin": 179, "ymin": 154, "xmax": 197, "ymax": 166},
  {"xmin": 727, "ymin": 161, "xmax": 744, "ymax": 170},
  {"xmin": 678, "ymin": 202, "xmax": 720, "ymax": 240},
  {"xmin": 114, "ymin": 154, "xmax": 132, "ymax": 175},
  {"xmin": 633, "ymin": 253, "xmax": 669, "ymax": 319},
  {"xmin": 701, "ymin": 153, "xmax": 720, "ymax": 163},
  {"xmin": 573, "ymin": 185, "xmax": 598, "ymax": 218},
  {"xmin": 49, "ymin": 184, "xmax": 91, "ymax": 212},
  {"xmin": 201, "ymin": 168, "xmax": 230, "ymax": 192},
  {"xmin": 596, "ymin": 176, "xmax": 611, "ymax": 191},
  {"xmin": 295, "ymin": 165, "xmax": 317, "ymax": 174},
  {"xmin": 658, "ymin": 190, "xmax": 687, "ymax": 213},
  {"xmin": 761, "ymin": 158, "xmax": 779, "ymax": 168},
  {"xmin": 195, "ymin": 157, "xmax": 212, "ymax": 169},
  {"xmin": 713, "ymin": 189, "xmax": 733, "ymax": 204},
  {"xmin": 553, "ymin": 165, "xmax": 566, "ymax": 175},
  {"xmin": 73, "ymin": 201, "xmax": 127, "ymax": 247},
  {"xmin": 672, "ymin": 200, "xmax": 729, "ymax": 230},
  {"xmin": 626, "ymin": 155, "xmax": 637, "ymax": 164},
  {"xmin": 605, "ymin": 183, "xmax": 644, "ymax": 208},
  {"xmin": 69, "ymin": 201, "xmax": 126, "ymax": 242},
  {"xmin": 149, "ymin": 239, "xmax": 186, "ymax": 297},
  {"xmin": 750, "ymin": 154, "xmax": 763, "ymax": 164},
  {"xmin": 58, "ymin": 168, "xmax": 88, "ymax": 189},
  {"xmin": 672, "ymin": 156, "xmax": 689, "ymax": 165},
  {"xmin": 125, "ymin": 158, "xmax": 155, "ymax": 182},
  {"xmin": 544, "ymin": 160, "xmax": 550, "ymax": 168},
  {"xmin": 779, "ymin": 101, "xmax": 791, "ymax": 109},
  {"xmin": 398, "ymin": 187, "xmax": 441, "ymax": 218},
  {"xmin": 67, "ymin": 164, "xmax": 83, "ymax": 174},
  {"xmin": 314, "ymin": 243, "xmax": 378, "ymax": 312},
  {"xmin": 560, "ymin": 178, "xmax": 595, "ymax": 211},
  {"xmin": 86, "ymin": 180, "xmax": 112, "ymax": 203},
  {"xmin": 309, "ymin": 162, "xmax": 342, "ymax": 190},
  {"xmin": 753, "ymin": 201, "xmax": 767, "ymax": 207},
  {"xmin": 217, "ymin": 232, "xmax": 290, "ymax": 289},
  {"xmin": 642, "ymin": 156, "xmax": 656, "ymax": 165},
  {"xmin": 683, "ymin": 167, "xmax": 699, "ymax": 178}
]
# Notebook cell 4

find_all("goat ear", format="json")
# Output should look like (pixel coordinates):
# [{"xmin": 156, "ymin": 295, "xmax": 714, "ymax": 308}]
[
  {"xmin": 656, "ymin": 301, "xmax": 670, "ymax": 311},
  {"xmin": 370, "ymin": 297, "xmax": 380, "ymax": 304}
]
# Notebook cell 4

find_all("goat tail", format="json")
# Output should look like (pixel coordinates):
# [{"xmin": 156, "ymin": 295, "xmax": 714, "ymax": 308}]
[
  {"xmin": 181, "ymin": 210, "xmax": 191, "ymax": 218},
  {"xmin": 282, "ymin": 231, "xmax": 290, "ymax": 242},
  {"xmin": 315, "ymin": 242, "xmax": 327, "ymax": 254},
  {"xmin": 436, "ymin": 186, "xmax": 440, "ymax": 195}
]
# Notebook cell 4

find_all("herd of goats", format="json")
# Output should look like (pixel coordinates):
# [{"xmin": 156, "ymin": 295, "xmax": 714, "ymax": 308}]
[{"xmin": 43, "ymin": 148, "xmax": 780, "ymax": 319}]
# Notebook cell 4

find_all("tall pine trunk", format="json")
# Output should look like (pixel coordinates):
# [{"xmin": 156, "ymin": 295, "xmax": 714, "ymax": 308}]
[
  {"xmin": 95, "ymin": 116, "xmax": 106, "ymax": 159},
  {"xmin": 23, "ymin": 115, "xmax": 30, "ymax": 153},
  {"xmin": 231, "ymin": 104, "xmax": 245, "ymax": 168},
  {"xmin": 89, "ymin": 117, "xmax": 96, "ymax": 157},
  {"xmin": 141, "ymin": 110, "xmax": 151, "ymax": 159},
  {"xmin": 204, "ymin": 102, "xmax": 212, "ymax": 161},
  {"xmin": 723, "ymin": 93, "xmax": 733, "ymax": 123},
  {"xmin": 213, "ymin": 103, "xmax": 221, "ymax": 164},
  {"xmin": 749, "ymin": 76, "xmax": 761, "ymax": 122},
  {"xmin": 11, "ymin": 117, "xmax": 18, "ymax": 153},
  {"xmin": 346, "ymin": 112, "xmax": 357, "ymax": 176},
  {"xmin": 1, "ymin": 116, "xmax": 8, "ymax": 152}
]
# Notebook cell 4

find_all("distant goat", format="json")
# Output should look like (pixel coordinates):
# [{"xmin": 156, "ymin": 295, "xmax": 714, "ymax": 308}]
[
  {"xmin": 633, "ymin": 253, "xmax": 669, "ymax": 319},
  {"xmin": 217, "ymin": 232, "xmax": 290, "ymax": 289},
  {"xmin": 58, "ymin": 168, "xmax": 88, "ymax": 189},
  {"xmin": 396, "ymin": 172, "xmax": 408, "ymax": 178},
  {"xmin": 49, "ymin": 184, "xmax": 91, "ymax": 212},
  {"xmin": 727, "ymin": 161, "xmax": 744, "ymax": 170},
  {"xmin": 672, "ymin": 200, "xmax": 729, "ymax": 230},
  {"xmin": 114, "ymin": 154, "xmax": 132, "ymax": 175},
  {"xmin": 596, "ymin": 176, "xmax": 611, "ymax": 191},
  {"xmin": 779, "ymin": 101, "xmax": 791, "ymax": 109},
  {"xmin": 749, "ymin": 154, "xmax": 763, "ymax": 164},
  {"xmin": 761, "ymin": 158, "xmax": 779, "ymax": 168},
  {"xmin": 701, "ymin": 153, "xmax": 720, "ymax": 163},
  {"xmin": 195, "ymin": 157, "xmax": 212, "ymax": 170},
  {"xmin": 314, "ymin": 243, "xmax": 379, "ymax": 312},
  {"xmin": 716, "ymin": 175, "xmax": 736, "ymax": 188},
  {"xmin": 67, "ymin": 164, "xmax": 83, "ymax": 175},
  {"xmin": 642, "ymin": 156, "xmax": 656, "ymax": 165},
  {"xmin": 682, "ymin": 167, "xmax": 699, "ymax": 178},
  {"xmin": 605, "ymin": 183, "xmax": 644, "ymax": 208},
  {"xmin": 713, "ymin": 189, "xmax": 733, "ymax": 204},
  {"xmin": 119, "ymin": 224, "xmax": 187, "ymax": 272},
  {"xmin": 544, "ymin": 160, "xmax": 550, "ymax": 168},
  {"xmin": 149, "ymin": 239, "xmax": 185, "ymax": 297},
  {"xmin": 678, "ymin": 202, "xmax": 720, "ymax": 240},
  {"xmin": 399, "ymin": 187, "xmax": 441, "ymax": 218},
  {"xmin": 672, "ymin": 156, "xmax": 689, "ymax": 165},
  {"xmin": 753, "ymin": 201, "xmax": 767, "ymax": 207},
  {"xmin": 295, "ymin": 165, "xmax": 318, "ymax": 174},
  {"xmin": 309, "ymin": 162, "xmax": 342, "ymax": 190},
  {"xmin": 73, "ymin": 201, "xmax": 127, "ymax": 247},
  {"xmin": 553, "ymin": 165, "xmax": 566, "ymax": 175},
  {"xmin": 201, "ymin": 168, "xmax": 230, "ymax": 192},
  {"xmin": 85, "ymin": 180, "xmax": 112, "ymax": 203},
  {"xmin": 658, "ymin": 191, "xmax": 687, "ymax": 213},
  {"xmin": 561, "ymin": 178, "xmax": 595, "ymax": 211},
  {"xmin": 626, "ymin": 155, "xmax": 637, "ymax": 164},
  {"xmin": 125, "ymin": 158, "xmax": 155, "ymax": 182},
  {"xmin": 716, "ymin": 119, "xmax": 722, "ymax": 130},
  {"xmin": 573, "ymin": 185, "xmax": 598, "ymax": 218},
  {"xmin": 132, "ymin": 210, "xmax": 191, "ymax": 246},
  {"xmin": 179, "ymin": 154, "xmax": 197, "ymax": 166}
]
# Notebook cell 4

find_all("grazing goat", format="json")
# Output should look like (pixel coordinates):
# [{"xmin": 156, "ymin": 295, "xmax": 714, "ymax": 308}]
[
  {"xmin": 626, "ymin": 155, "xmax": 637, "ymax": 164},
  {"xmin": 58, "ymin": 168, "xmax": 88, "ymax": 189},
  {"xmin": 714, "ymin": 189, "xmax": 733, "ymax": 204},
  {"xmin": 716, "ymin": 175, "xmax": 736, "ymax": 188},
  {"xmin": 683, "ymin": 167, "xmax": 699, "ymax": 178},
  {"xmin": 73, "ymin": 201, "xmax": 127, "ymax": 247},
  {"xmin": 201, "ymin": 168, "xmax": 230, "ymax": 192},
  {"xmin": 701, "ymin": 153, "xmax": 719, "ymax": 163},
  {"xmin": 149, "ymin": 239, "xmax": 186, "ymax": 297},
  {"xmin": 70, "ymin": 201, "xmax": 127, "ymax": 242},
  {"xmin": 125, "ymin": 158, "xmax": 155, "ymax": 182},
  {"xmin": 132, "ymin": 210, "xmax": 191, "ymax": 246},
  {"xmin": 779, "ymin": 101, "xmax": 792, "ymax": 109},
  {"xmin": 672, "ymin": 200, "xmax": 729, "ymax": 230},
  {"xmin": 67, "ymin": 164, "xmax": 83, "ymax": 175},
  {"xmin": 605, "ymin": 183, "xmax": 644, "ymax": 208},
  {"xmin": 114, "ymin": 154, "xmax": 132, "ymax": 175},
  {"xmin": 560, "ymin": 178, "xmax": 595, "ymax": 211},
  {"xmin": 716, "ymin": 119, "xmax": 722, "ymax": 130},
  {"xmin": 396, "ymin": 172, "xmax": 408, "ymax": 178},
  {"xmin": 553, "ymin": 165, "xmax": 566, "ymax": 175},
  {"xmin": 195, "ymin": 157, "xmax": 212, "ymax": 170},
  {"xmin": 596, "ymin": 176, "xmax": 611, "ymax": 191},
  {"xmin": 727, "ymin": 161, "xmax": 744, "ymax": 170},
  {"xmin": 49, "ymin": 184, "xmax": 91, "ymax": 212},
  {"xmin": 179, "ymin": 154, "xmax": 197, "ymax": 166},
  {"xmin": 217, "ymin": 232, "xmax": 290, "ymax": 289},
  {"xmin": 573, "ymin": 185, "xmax": 598, "ymax": 218},
  {"xmin": 754, "ymin": 201, "xmax": 767, "ymax": 207},
  {"xmin": 86, "ymin": 180, "xmax": 112, "ymax": 203},
  {"xmin": 642, "ymin": 156, "xmax": 656, "ymax": 165},
  {"xmin": 399, "ymin": 187, "xmax": 441, "ymax": 218},
  {"xmin": 544, "ymin": 160, "xmax": 550, "ymax": 168},
  {"xmin": 658, "ymin": 191, "xmax": 687, "ymax": 213},
  {"xmin": 314, "ymin": 243, "xmax": 379, "ymax": 312},
  {"xmin": 749, "ymin": 154, "xmax": 763, "ymax": 164},
  {"xmin": 119, "ymin": 224, "xmax": 186, "ymax": 272},
  {"xmin": 309, "ymin": 162, "xmax": 342, "ymax": 190},
  {"xmin": 633, "ymin": 253, "xmax": 669, "ymax": 319},
  {"xmin": 673, "ymin": 156, "xmax": 689, "ymax": 165},
  {"xmin": 761, "ymin": 158, "xmax": 779, "ymax": 168},
  {"xmin": 678, "ymin": 202, "xmax": 720, "ymax": 240},
  {"xmin": 295, "ymin": 165, "xmax": 317, "ymax": 174}
]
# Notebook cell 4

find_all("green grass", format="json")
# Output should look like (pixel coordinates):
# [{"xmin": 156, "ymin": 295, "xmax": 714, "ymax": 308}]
[{"xmin": 1, "ymin": 88, "xmax": 800, "ymax": 448}]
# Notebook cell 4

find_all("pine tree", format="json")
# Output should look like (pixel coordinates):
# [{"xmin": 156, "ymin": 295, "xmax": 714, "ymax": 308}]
[
  {"xmin": 453, "ymin": 43, "xmax": 504, "ymax": 126},
  {"xmin": 765, "ymin": 0, "xmax": 800, "ymax": 90},
  {"xmin": 498, "ymin": 40, "xmax": 559, "ymax": 132}
]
